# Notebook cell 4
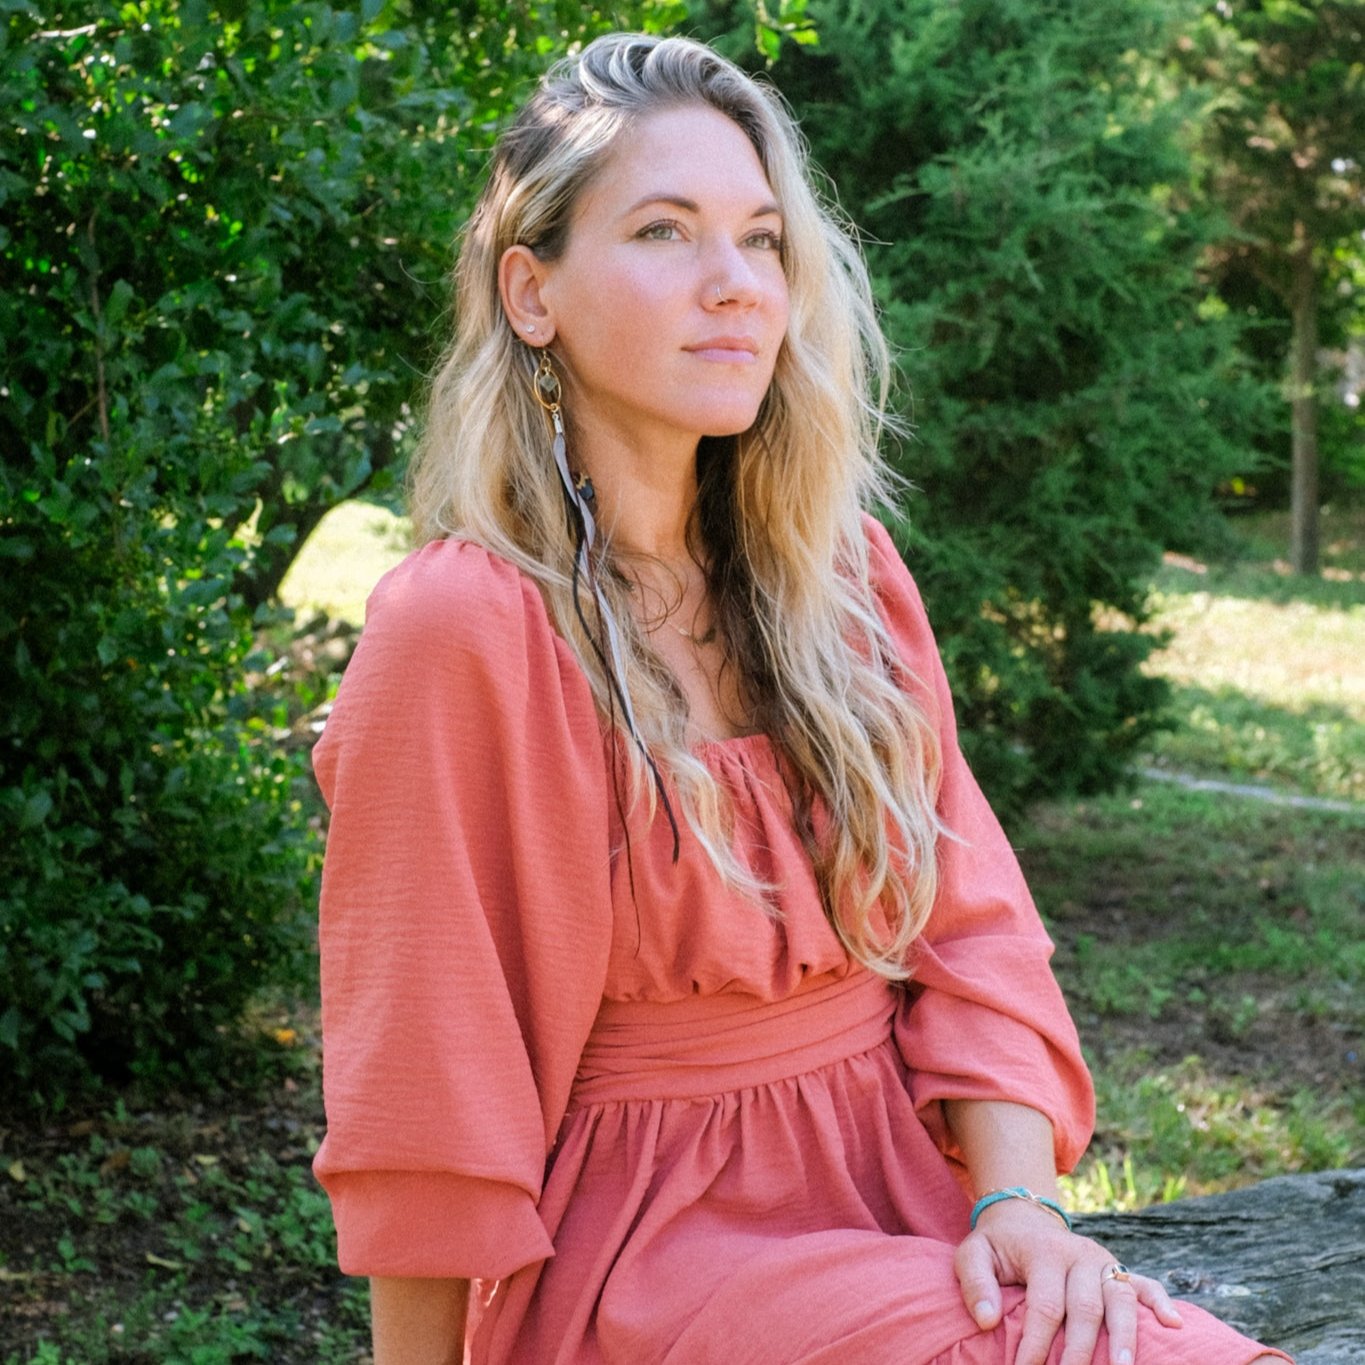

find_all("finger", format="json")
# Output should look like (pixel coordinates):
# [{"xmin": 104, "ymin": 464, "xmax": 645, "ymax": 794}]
[
  {"xmin": 953, "ymin": 1232, "xmax": 1003, "ymax": 1330},
  {"xmin": 1133, "ymin": 1273, "xmax": 1184, "ymax": 1329},
  {"xmin": 1058, "ymin": 1260, "xmax": 1105, "ymax": 1365},
  {"xmin": 1015, "ymin": 1265, "xmax": 1067, "ymax": 1365},
  {"xmin": 1101, "ymin": 1278, "xmax": 1139, "ymax": 1365}
]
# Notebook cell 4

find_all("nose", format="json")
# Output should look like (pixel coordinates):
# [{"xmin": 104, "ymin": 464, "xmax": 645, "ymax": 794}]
[
  {"xmin": 707, "ymin": 272, "xmax": 759, "ymax": 308},
  {"xmin": 704, "ymin": 241, "xmax": 762, "ymax": 309}
]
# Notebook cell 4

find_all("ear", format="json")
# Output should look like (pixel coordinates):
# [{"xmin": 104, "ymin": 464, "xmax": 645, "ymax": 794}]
[{"xmin": 499, "ymin": 244, "xmax": 556, "ymax": 345}]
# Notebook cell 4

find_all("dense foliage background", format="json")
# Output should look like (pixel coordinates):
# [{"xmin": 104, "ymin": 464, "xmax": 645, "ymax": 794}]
[
  {"xmin": 2, "ymin": 0, "xmax": 1361, "ymax": 1106},
  {"xmin": 0, "ymin": 0, "xmax": 683, "ymax": 1104},
  {"xmin": 698, "ymin": 0, "xmax": 1279, "ymax": 799}
]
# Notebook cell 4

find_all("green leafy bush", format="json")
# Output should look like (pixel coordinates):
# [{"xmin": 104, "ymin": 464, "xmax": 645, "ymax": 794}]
[
  {"xmin": 0, "ymin": 448, "xmax": 317, "ymax": 1103},
  {"xmin": 0, "ymin": 0, "xmax": 684, "ymax": 1106},
  {"xmin": 0, "ymin": 0, "xmax": 402, "ymax": 1106}
]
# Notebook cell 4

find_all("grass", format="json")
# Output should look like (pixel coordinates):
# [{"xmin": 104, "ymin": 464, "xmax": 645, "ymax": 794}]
[
  {"xmin": 278, "ymin": 501, "xmax": 410, "ymax": 626},
  {"xmin": 1019, "ymin": 780, "xmax": 1365, "ymax": 1212},
  {"xmin": 0, "ymin": 1037, "xmax": 369, "ymax": 1364},
  {"xmin": 1, "ymin": 1086, "xmax": 368, "ymax": 1354},
  {"xmin": 1140, "ymin": 504, "xmax": 1365, "ymax": 801},
  {"xmin": 2, "ymin": 502, "xmax": 1361, "ymax": 1359},
  {"xmin": 1030, "ymin": 505, "xmax": 1365, "ymax": 1211}
]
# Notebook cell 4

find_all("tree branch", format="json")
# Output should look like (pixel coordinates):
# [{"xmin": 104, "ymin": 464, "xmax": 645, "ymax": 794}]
[{"xmin": 86, "ymin": 213, "xmax": 110, "ymax": 444}]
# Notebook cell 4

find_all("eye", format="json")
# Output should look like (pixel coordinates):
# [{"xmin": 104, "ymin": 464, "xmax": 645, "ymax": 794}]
[
  {"xmin": 637, "ymin": 220, "xmax": 683, "ymax": 241},
  {"xmin": 745, "ymin": 228, "xmax": 785, "ymax": 252}
]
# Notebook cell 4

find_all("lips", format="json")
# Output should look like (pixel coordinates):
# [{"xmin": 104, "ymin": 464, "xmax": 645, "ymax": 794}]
[{"xmin": 684, "ymin": 335, "xmax": 760, "ymax": 361}]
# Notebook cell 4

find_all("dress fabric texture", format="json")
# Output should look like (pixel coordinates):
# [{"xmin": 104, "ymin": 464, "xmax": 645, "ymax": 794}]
[{"xmin": 312, "ymin": 515, "xmax": 1289, "ymax": 1365}]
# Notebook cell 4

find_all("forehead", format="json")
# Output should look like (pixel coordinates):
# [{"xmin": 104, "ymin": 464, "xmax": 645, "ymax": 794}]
[{"xmin": 575, "ymin": 104, "xmax": 777, "ymax": 221}]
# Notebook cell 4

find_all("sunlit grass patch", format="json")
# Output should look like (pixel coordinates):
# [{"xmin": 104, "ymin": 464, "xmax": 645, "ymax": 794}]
[
  {"xmin": 1061, "ymin": 1057, "xmax": 1361, "ymax": 1213},
  {"xmin": 1136, "ymin": 507, "xmax": 1364, "ymax": 802},
  {"xmin": 1145, "ymin": 585, "xmax": 1362, "ymax": 708},
  {"xmin": 280, "ymin": 499, "xmax": 412, "ymax": 626}
]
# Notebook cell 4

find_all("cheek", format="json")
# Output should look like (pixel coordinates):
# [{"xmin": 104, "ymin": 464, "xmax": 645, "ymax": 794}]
[
  {"xmin": 596, "ymin": 249, "xmax": 676, "ymax": 299},
  {"xmin": 762, "ymin": 265, "xmax": 790, "ymax": 325},
  {"xmin": 769, "ymin": 291, "xmax": 791, "ymax": 361},
  {"xmin": 567, "ymin": 266, "xmax": 675, "ymax": 350},
  {"xmin": 774, "ymin": 288, "xmax": 791, "ymax": 332}
]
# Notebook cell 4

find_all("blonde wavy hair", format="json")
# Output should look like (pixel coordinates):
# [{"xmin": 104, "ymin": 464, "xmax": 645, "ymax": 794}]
[{"xmin": 409, "ymin": 32, "xmax": 947, "ymax": 978}]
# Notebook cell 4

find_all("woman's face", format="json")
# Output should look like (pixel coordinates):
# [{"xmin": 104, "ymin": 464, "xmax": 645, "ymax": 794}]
[{"xmin": 528, "ymin": 103, "xmax": 790, "ymax": 458}]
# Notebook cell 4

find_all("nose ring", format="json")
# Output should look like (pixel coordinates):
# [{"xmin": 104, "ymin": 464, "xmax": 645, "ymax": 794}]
[{"xmin": 715, "ymin": 283, "xmax": 728, "ymax": 304}]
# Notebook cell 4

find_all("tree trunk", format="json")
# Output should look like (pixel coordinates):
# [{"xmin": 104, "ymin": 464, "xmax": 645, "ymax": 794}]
[
  {"xmin": 238, "ymin": 497, "xmax": 338, "ymax": 615},
  {"xmin": 235, "ymin": 424, "xmax": 397, "ymax": 612},
  {"xmin": 1289, "ymin": 244, "xmax": 1320, "ymax": 575},
  {"xmin": 1077, "ymin": 1168, "xmax": 1365, "ymax": 1363}
]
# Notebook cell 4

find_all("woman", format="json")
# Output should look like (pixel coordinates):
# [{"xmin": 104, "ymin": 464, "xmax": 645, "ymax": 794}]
[{"xmin": 312, "ymin": 33, "xmax": 1290, "ymax": 1365}]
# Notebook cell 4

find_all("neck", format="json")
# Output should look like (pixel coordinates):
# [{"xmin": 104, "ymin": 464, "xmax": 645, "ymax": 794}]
[{"xmin": 569, "ymin": 419, "xmax": 701, "ymax": 565}]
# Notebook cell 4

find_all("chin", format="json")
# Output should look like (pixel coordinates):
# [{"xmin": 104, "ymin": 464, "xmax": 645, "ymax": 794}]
[{"xmin": 697, "ymin": 403, "xmax": 767, "ymax": 440}]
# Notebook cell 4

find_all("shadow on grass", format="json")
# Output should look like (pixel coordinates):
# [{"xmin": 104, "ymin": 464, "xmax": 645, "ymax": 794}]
[
  {"xmin": 1145, "ymin": 682, "xmax": 1365, "ymax": 803},
  {"xmin": 1019, "ymin": 777, "xmax": 1365, "ymax": 1204},
  {"xmin": 1161, "ymin": 504, "xmax": 1365, "ymax": 610},
  {"xmin": 1153, "ymin": 557, "xmax": 1365, "ymax": 611}
]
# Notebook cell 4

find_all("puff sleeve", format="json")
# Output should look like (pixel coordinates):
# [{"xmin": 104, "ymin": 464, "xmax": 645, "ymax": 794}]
[
  {"xmin": 864, "ymin": 515, "xmax": 1096, "ymax": 1174},
  {"xmin": 310, "ymin": 539, "xmax": 614, "ymax": 1279}
]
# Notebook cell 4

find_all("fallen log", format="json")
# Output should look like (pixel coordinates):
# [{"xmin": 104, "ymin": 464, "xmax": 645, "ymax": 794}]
[{"xmin": 1076, "ymin": 1168, "xmax": 1365, "ymax": 1364}]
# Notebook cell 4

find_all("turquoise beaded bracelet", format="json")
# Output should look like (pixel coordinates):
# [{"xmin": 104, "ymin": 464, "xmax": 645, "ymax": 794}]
[{"xmin": 969, "ymin": 1186, "xmax": 1073, "ymax": 1232}]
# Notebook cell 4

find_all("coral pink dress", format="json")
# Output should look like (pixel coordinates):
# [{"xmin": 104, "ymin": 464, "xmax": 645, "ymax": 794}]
[{"xmin": 312, "ymin": 516, "xmax": 1289, "ymax": 1364}]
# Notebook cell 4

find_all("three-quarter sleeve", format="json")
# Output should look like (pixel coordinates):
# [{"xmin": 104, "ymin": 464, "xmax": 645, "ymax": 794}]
[
  {"xmin": 863, "ymin": 515, "xmax": 1096, "ymax": 1174},
  {"xmin": 310, "ymin": 539, "xmax": 614, "ymax": 1279}
]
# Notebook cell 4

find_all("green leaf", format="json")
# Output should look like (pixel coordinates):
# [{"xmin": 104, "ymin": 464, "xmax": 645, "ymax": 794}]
[
  {"xmin": 21, "ymin": 790, "xmax": 53, "ymax": 828},
  {"xmin": 103, "ymin": 278, "xmax": 135, "ymax": 329}
]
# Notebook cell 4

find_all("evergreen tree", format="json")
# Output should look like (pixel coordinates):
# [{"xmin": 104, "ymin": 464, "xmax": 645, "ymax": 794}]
[{"xmin": 697, "ymin": 0, "xmax": 1269, "ymax": 807}]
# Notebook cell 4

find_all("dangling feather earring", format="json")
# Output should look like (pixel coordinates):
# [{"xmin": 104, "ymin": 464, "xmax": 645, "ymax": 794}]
[{"xmin": 531, "ymin": 348, "xmax": 680, "ymax": 858}]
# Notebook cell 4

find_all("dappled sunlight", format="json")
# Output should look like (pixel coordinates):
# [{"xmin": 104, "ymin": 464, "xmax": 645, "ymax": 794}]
[
  {"xmin": 1061, "ymin": 1057, "xmax": 1357, "ymax": 1212},
  {"xmin": 279, "ymin": 500, "xmax": 412, "ymax": 626},
  {"xmin": 1144, "ymin": 588, "xmax": 1363, "ymax": 712},
  {"xmin": 1134, "ymin": 510, "xmax": 1365, "ymax": 803}
]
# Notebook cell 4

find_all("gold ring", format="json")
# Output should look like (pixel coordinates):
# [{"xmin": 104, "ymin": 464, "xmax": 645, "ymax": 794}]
[{"xmin": 1101, "ymin": 1262, "xmax": 1132, "ymax": 1284}]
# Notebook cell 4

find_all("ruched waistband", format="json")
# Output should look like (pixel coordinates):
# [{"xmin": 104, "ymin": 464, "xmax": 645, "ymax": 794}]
[{"xmin": 570, "ymin": 970, "xmax": 898, "ymax": 1105}]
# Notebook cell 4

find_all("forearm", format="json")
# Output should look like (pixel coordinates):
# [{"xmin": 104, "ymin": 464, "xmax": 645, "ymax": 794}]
[
  {"xmin": 943, "ymin": 1098, "xmax": 1060, "ymax": 1199},
  {"xmin": 370, "ymin": 1276, "xmax": 469, "ymax": 1365}
]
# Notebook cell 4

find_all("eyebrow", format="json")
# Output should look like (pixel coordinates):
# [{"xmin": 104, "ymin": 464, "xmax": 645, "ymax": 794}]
[{"xmin": 622, "ymin": 193, "xmax": 783, "ymax": 220}]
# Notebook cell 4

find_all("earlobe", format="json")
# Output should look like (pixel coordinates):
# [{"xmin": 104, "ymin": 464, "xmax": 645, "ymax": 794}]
[{"xmin": 499, "ymin": 244, "xmax": 556, "ymax": 344}]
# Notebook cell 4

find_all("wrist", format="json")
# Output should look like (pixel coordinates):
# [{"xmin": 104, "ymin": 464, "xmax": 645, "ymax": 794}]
[{"xmin": 969, "ymin": 1186, "xmax": 1073, "ymax": 1233}]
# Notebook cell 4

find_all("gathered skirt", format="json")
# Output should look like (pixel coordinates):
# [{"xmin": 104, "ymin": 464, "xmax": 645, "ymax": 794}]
[{"xmin": 468, "ymin": 972, "xmax": 1290, "ymax": 1364}]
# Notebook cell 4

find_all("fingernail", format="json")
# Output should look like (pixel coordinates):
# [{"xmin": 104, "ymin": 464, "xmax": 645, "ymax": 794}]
[
  {"xmin": 974, "ymin": 1300, "xmax": 994, "ymax": 1327},
  {"xmin": 1117, "ymin": 1350, "xmax": 1133, "ymax": 1365}
]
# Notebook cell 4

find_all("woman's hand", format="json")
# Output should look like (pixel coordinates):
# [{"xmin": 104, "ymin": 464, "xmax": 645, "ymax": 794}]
[{"xmin": 955, "ymin": 1199, "xmax": 1183, "ymax": 1365}]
